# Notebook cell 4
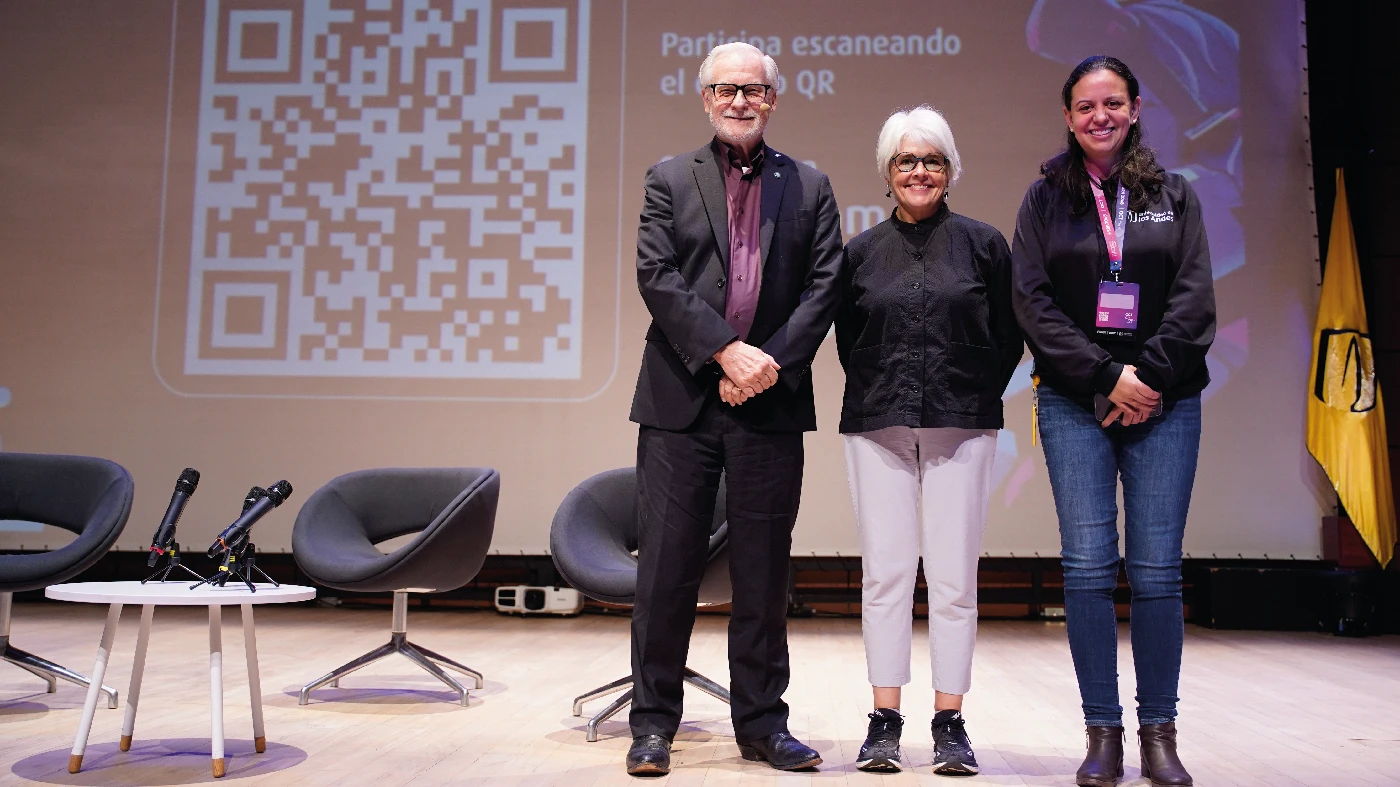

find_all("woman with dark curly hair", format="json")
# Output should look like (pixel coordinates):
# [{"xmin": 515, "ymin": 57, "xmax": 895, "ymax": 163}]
[{"xmin": 1011, "ymin": 56, "xmax": 1216, "ymax": 787}]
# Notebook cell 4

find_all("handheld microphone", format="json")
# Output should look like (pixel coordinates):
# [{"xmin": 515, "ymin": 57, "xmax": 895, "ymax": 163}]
[
  {"xmin": 208, "ymin": 480, "xmax": 292, "ymax": 558},
  {"xmin": 148, "ymin": 468, "xmax": 200, "ymax": 566}
]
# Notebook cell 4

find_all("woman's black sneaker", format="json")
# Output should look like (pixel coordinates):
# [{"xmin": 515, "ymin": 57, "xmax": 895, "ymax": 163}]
[
  {"xmin": 856, "ymin": 708, "xmax": 904, "ymax": 772},
  {"xmin": 932, "ymin": 709, "xmax": 979, "ymax": 776}
]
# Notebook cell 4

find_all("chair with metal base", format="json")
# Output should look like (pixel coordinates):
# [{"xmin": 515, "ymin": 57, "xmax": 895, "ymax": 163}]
[
  {"xmin": 550, "ymin": 467, "xmax": 732, "ymax": 741},
  {"xmin": 1, "ymin": 453, "xmax": 134, "ymax": 707},
  {"xmin": 292, "ymin": 467, "xmax": 499, "ymax": 706}
]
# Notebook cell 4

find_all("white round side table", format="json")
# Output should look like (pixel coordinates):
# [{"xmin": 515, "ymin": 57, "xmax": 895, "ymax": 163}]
[{"xmin": 47, "ymin": 580, "xmax": 315, "ymax": 777}]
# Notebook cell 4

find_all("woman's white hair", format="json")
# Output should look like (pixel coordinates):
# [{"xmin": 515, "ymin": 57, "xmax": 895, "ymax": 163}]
[
  {"xmin": 876, "ymin": 105, "xmax": 962, "ymax": 186},
  {"xmin": 699, "ymin": 42, "xmax": 779, "ymax": 88}
]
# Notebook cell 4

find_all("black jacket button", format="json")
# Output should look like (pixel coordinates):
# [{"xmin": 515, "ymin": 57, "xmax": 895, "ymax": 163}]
[{"xmin": 717, "ymin": 279, "xmax": 726, "ymax": 288}]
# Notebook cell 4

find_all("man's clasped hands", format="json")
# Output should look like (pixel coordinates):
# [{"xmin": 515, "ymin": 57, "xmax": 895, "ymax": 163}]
[{"xmin": 714, "ymin": 341, "xmax": 780, "ymax": 406}]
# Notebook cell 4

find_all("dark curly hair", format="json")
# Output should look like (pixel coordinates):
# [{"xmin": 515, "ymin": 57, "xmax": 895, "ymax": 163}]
[{"xmin": 1041, "ymin": 55, "xmax": 1164, "ymax": 215}]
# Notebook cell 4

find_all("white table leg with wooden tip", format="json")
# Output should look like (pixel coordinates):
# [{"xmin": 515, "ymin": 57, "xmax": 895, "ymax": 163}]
[
  {"xmin": 241, "ymin": 603, "xmax": 266, "ymax": 753},
  {"xmin": 119, "ymin": 604, "xmax": 155, "ymax": 752},
  {"xmin": 69, "ymin": 602, "xmax": 123, "ymax": 774},
  {"xmin": 209, "ymin": 604, "xmax": 225, "ymax": 778}
]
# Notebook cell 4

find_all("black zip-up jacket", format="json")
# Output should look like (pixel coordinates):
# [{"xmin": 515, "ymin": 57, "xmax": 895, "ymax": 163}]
[
  {"xmin": 1011, "ymin": 171, "xmax": 1216, "ymax": 404},
  {"xmin": 835, "ymin": 204, "xmax": 1023, "ymax": 434}
]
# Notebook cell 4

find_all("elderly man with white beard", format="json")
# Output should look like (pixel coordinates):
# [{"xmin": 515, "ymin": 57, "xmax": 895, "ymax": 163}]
[{"xmin": 623, "ymin": 42, "xmax": 844, "ymax": 776}]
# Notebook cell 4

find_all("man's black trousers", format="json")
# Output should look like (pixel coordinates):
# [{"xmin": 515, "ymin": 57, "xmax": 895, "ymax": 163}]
[{"xmin": 629, "ymin": 400, "xmax": 803, "ymax": 743}]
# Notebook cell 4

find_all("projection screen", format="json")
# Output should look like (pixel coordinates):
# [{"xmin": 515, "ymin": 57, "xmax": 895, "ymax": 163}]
[{"xmin": 0, "ymin": 0, "xmax": 1330, "ymax": 558}]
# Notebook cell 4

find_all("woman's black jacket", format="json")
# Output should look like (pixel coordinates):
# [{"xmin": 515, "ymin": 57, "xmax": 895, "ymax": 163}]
[{"xmin": 835, "ymin": 205, "xmax": 1024, "ymax": 434}]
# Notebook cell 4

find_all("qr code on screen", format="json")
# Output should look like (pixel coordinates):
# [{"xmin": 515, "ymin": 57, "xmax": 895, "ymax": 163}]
[{"xmin": 184, "ymin": 0, "xmax": 588, "ymax": 380}]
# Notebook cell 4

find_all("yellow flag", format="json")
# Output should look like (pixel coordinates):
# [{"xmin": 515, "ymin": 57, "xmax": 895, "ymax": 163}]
[{"xmin": 1306, "ymin": 169, "xmax": 1396, "ymax": 566}]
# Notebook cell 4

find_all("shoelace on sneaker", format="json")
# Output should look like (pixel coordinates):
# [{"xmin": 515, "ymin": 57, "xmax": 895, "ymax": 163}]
[
  {"xmin": 866, "ymin": 712, "xmax": 902, "ymax": 743},
  {"xmin": 934, "ymin": 716, "xmax": 970, "ymax": 753}
]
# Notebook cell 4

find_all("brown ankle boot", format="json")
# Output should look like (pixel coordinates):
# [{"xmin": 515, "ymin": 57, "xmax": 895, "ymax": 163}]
[
  {"xmin": 1076, "ymin": 725, "xmax": 1124, "ymax": 787},
  {"xmin": 1138, "ymin": 722, "xmax": 1192, "ymax": 786}
]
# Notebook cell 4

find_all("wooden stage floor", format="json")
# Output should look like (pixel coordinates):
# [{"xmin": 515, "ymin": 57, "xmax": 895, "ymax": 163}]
[{"xmin": 2, "ymin": 602, "xmax": 1397, "ymax": 786}]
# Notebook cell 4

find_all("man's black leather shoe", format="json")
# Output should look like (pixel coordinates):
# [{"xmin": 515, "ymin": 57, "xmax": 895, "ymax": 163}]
[
  {"xmin": 626, "ymin": 735, "xmax": 671, "ymax": 776},
  {"xmin": 737, "ymin": 731, "xmax": 822, "ymax": 770}
]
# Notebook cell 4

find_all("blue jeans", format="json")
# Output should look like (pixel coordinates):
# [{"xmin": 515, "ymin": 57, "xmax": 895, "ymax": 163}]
[{"xmin": 1036, "ymin": 386, "xmax": 1201, "ymax": 727}]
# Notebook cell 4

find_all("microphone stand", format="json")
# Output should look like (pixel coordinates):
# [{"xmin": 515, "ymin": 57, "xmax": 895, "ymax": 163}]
[
  {"xmin": 142, "ymin": 542, "xmax": 210, "ymax": 584},
  {"xmin": 190, "ymin": 537, "xmax": 279, "ymax": 593}
]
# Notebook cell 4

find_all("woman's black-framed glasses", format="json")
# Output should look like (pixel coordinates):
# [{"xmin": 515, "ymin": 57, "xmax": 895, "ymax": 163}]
[
  {"xmin": 891, "ymin": 153, "xmax": 948, "ymax": 173},
  {"xmin": 707, "ymin": 83, "xmax": 772, "ymax": 102}
]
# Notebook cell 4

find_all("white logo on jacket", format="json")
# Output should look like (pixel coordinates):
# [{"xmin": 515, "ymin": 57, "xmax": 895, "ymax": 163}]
[{"xmin": 1128, "ymin": 210, "xmax": 1175, "ymax": 223}]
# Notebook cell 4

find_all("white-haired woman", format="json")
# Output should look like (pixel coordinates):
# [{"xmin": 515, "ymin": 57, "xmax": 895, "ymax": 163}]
[{"xmin": 835, "ymin": 105, "xmax": 1022, "ymax": 775}]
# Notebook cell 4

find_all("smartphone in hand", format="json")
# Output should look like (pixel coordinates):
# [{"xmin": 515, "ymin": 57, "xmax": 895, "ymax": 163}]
[
  {"xmin": 1093, "ymin": 394, "xmax": 1114, "ymax": 422},
  {"xmin": 1094, "ymin": 394, "xmax": 1163, "ymax": 423}
]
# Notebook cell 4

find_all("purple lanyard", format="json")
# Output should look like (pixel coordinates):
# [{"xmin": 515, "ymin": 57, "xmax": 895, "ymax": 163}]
[{"xmin": 1089, "ymin": 176, "xmax": 1128, "ymax": 280}]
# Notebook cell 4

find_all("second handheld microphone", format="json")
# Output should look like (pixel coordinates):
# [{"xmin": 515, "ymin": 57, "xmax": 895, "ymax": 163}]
[
  {"xmin": 208, "ymin": 480, "xmax": 293, "ymax": 557},
  {"xmin": 148, "ymin": 468, "xmax": 200, "ymax": 566}
]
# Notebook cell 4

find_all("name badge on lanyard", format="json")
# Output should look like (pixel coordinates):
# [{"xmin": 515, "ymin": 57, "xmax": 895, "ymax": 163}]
[{"xmin": 1091, "ymin": 177, "xmax": 1138, "ymax": 339}]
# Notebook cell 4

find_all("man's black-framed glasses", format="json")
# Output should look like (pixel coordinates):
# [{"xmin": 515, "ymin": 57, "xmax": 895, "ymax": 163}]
[
  {"xmin": 891, "ymin": 153, "xmax": 948, "ymax": 173},
  {"xmin": 707, "ymin": 83, "xmax": 772, "ymax": 102}
]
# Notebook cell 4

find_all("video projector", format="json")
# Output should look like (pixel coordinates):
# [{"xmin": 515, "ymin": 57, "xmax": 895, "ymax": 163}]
[{"xmin": 494, "ymin": 585, "xmax": 584, "ymax": 616}]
